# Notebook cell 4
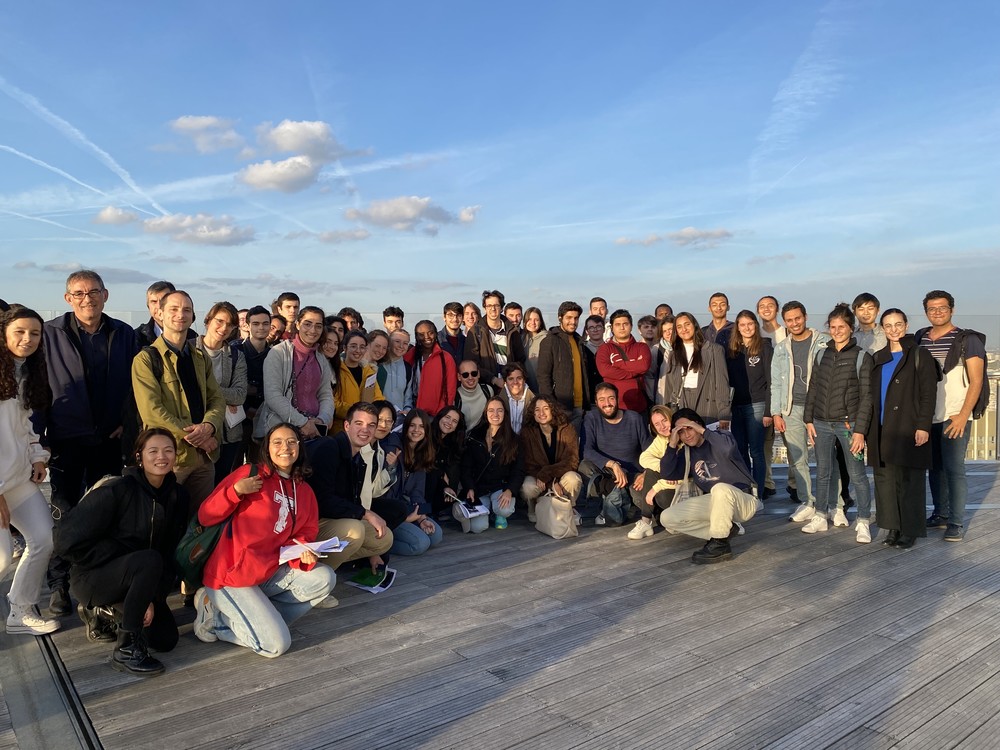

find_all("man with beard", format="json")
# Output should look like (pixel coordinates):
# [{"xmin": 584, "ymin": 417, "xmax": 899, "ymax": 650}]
[
  {"xmin": 579, "ymin": 383, "xmax": 650, "ymax": 526},
  {"xmin": 536, "ymin": 300, "xmax": 590, "ymax": 431}
]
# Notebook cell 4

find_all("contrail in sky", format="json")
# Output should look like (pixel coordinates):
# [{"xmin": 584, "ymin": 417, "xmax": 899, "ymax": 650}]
[
  {"xmin": 0, "ymin": 74, "xmax": 169, "ymax": 215},
  {"xmin": 0, "ymin": 143, "xmax": 157, "ymax": 218},
  {"xmin": 0, "ymin": 207, "xmax": 111, "ymax": 239}
]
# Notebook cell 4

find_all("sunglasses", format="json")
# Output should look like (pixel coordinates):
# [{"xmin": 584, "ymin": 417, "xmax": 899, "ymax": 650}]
[{"xmin": 460, "ymin": 370, "xmax": 479, "ymax": 378}]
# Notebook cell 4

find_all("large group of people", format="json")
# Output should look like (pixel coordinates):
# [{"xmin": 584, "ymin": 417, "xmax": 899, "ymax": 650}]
[{"xmin": 0, "ymin": 277, "xmax": 987, "ymax": 675}]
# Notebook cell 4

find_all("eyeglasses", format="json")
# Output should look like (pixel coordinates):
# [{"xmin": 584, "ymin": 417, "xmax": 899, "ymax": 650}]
[
  {"xmin": 460, "ymin": 370, "xmax": 479, "ymax": 378},
  {"xmin": 69, "ymin": 289, "xmax": 103, "ymax": 301},
  {"xmin": 926, "ymin": 306, "xmax": 951, "ymax": 314},
  {"xmin": 376, "ymin": 418, "xmax": 394, "ymax": 427},
  {"xmin": 883, "ymin": 322, "xmax": 907, "ymax": 330},
  {"xmin": 484, "ymin": 303, "xmax": 502, "ymax": 310}
]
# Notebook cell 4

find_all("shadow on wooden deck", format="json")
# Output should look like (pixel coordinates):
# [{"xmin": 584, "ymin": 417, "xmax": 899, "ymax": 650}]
[{"xmin": 5, "ymin": 466, "xmax": 1000, "ymax": 749}]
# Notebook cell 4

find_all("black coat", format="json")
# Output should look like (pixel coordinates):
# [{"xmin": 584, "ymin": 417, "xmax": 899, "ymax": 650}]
[
  {"xmin": 463, "ymin": 318, "xmax": 526, "ymax": 381},
  {"xmin": 536, "ymin": 327, "xmax": 592, "ymax": 411},
  {"xmin": 460, "ymin": 422, "xmax": 525, "ymax": 496},
  {"xmin": 54, "ymin": 467, "xmax": 188, "ymax": 574},
  {"xmin": 866, "ymin": 336, "xmax": 939, "ymax": 469}
]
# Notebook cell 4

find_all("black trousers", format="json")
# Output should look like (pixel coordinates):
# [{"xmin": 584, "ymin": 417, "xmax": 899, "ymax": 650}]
[
  {"xmin": 873, "ymin": 464, "xmax": 927, "ymax": 538},
  {"xmin": 637, "ymin": 470, "xmax": 676, "ymax": 519},
  {"xmin": 70, "ymin": 550, "xmax": 178, "ymax": 651},
  {"xmin": 47, "ymin": 436, "xmax": 124, "ymax": 590}
]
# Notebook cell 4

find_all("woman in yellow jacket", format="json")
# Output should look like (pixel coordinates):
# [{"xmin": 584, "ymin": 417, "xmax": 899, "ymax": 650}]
[{"xmin": 333, "ymin": 330, "xmax": 384, "ymax": 433}]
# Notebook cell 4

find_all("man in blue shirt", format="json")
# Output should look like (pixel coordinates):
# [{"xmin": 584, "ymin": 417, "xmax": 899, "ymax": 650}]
[{"xmin": 659, "ymin": 408, "xmax": 763, "ymax": 564}]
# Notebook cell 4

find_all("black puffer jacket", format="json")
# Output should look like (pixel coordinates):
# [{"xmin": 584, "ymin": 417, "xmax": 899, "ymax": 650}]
[
  {"xmin": 460, "ymin": 422, "xmax": 525, "ymax": 496},
  {"xmin": 804, "ymin": 337, "xmax": 874, "ymax": 434},
  {"xmin": 54, "ymin": 466, "xmax": 189, "ymax": 573}
]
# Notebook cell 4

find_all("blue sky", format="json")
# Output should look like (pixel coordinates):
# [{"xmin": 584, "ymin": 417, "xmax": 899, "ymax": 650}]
[{"xmin": 2, "ymin": 1, "xmax": 999, "ymax": 330}]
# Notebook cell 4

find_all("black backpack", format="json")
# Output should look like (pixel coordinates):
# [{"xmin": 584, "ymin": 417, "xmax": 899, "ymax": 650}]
[{"xmin": 914, "ymin": 328, "xmax": 990, "ymax": 420}]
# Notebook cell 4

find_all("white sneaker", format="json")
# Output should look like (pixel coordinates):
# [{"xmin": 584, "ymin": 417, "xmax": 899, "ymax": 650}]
[
  {"xmin": 595, "ymin": 514, "xmax": 606, "ymax": 526},
  {"xmin": 314, "ymin": 594, "xmax": 340, "ymax": 609},
  {"xmin": 192, "ymin": 587, "xmax": 218, "ymax": 643},
  {"xmin": 735, "ymin": 522, "xmax": 746, "ymax": 536},
  {"xmin": 790, "ymin": 503, "xmax": 815, "ymax": 523},
  {"xmin": 627, "ymin": 518, "xmax": 654, "ymax": 540},
  {"xmin": 855, "ymin": 520, "xmax": 871, "ymax": 544},
  {"xmin": 5, "ymin": 601, "xmax": 60, "ymax": 635},
  {"xmin": 833, "ymin": 508, "xmax": 849, "ymax": 527},
  {"xmin": 802, "ymin": 514, "xmax": 828, "ymax": 534}
]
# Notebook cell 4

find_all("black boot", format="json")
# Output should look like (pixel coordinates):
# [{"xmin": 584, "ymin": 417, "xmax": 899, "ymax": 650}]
[
  {"xmin": 78, "ymin": 603, "xmax": 117, "ymax": 642},
  {"xmin": 692, "ymin": 538, "xmax": 733, "ymax": 564},
  {"xmin": 882, "ymin": 530, "xmax": 900, "ymax": 546},
  {"xmin": 112, "ymin": 631, "xmax": 164, "ymax": 676}
]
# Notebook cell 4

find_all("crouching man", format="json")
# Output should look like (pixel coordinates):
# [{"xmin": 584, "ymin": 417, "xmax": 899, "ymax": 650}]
[{"xmin": 659, "ymin": 408, "xmax": 762, "ymax": 564}]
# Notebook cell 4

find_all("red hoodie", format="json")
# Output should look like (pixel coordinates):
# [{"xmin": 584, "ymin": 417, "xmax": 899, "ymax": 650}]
[
  {"xmin": 405, "ymin": 344, "xmax": 457, "ymax": 416},
  {"xmin": 199, "ymin": 464, "xmax": 319, "ymax": 589},
  {"xmin": 596, "ymin": 336, "xmax": 651, "ymax": 412}
]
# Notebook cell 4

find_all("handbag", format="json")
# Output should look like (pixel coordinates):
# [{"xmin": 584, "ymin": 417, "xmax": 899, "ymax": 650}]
[
  {"xmin": 669, "ymin": 446, "xmax": 704, "ymax": 506},
  {"xmin": 534, "ymin": 491, "xmax": 579, "ymax": 539}
]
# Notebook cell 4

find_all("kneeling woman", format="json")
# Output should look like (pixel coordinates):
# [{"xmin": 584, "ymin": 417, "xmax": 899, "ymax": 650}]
[
  {"xmin": 194, "ymin": 423, "xmax": 336, "ymax": 658},
  {"xmin": 459, "ymin": 397, "xmax": 523, "ymax": 532},
  {"xmin": 56, "ymin": 428, "xmax": 189, "ymax": 675}
]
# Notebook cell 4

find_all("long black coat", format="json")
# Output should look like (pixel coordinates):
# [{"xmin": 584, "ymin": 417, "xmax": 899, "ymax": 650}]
[{"xmin": 866, "ymin": 336, "xmax": 939, "ymax": 469}]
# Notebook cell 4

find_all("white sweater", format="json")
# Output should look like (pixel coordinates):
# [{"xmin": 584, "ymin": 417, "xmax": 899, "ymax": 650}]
[{"xmin": 0, "ymin": 396, "xmax": 49, "ymax": 494}]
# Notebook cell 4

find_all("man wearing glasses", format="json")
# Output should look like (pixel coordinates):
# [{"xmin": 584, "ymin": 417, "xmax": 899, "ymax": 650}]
[
  {"xmin": 43, "ymin": 270, "xmax": 139, "ymax": 616},
  {"xmin": 464, "ymin": 289, "xmax": 526, "ymax": 391},
  {"xmin": 454, "ymin": 360, "xmax": 495, "ymax": 430},
  {"xmin": 659, "ymin": 408, "xmax": 763, "ymax": 564},
  {"xmin": 916, "ymin": 290, "xmax": 986, "ymax": 542}
]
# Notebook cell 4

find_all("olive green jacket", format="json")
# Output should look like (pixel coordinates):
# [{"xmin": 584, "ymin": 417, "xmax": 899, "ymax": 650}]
[{"xmin": 131, "ymin": 336, "xmax": 226, "ymax": 468}]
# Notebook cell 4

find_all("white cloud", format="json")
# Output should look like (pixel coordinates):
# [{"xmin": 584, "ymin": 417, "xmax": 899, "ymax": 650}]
[
  {"xmin": 93, "ymin": 206, "xmax": 138, "ymax": 225},
  {"xmin": 344, "ymin": 196, "xmax": 480, "ymax": 233},
  {"xmin": 285, "ymin": 229, "xmax": 371, "ymax": 244},
  {"xmin": 747, "ymin": 253, "xmax": 796, "ymax": 265},
  {"xmin": 257, "ymin": 119, "xmax": 344, "ymax": 161},
  {"xmin": 169, "ymin": 116, "xmax": 245, "ymax": 154},
  {"xmin": 142, "ymin": 213, "xmax": 255, "ymax": 246},
  {"xmin": 237, "ymin": 155, "xmax": 321, "ymax": 193},
  {"xmin": 614, "ymin": 227, "xmax": 733, "ymax": 249}
]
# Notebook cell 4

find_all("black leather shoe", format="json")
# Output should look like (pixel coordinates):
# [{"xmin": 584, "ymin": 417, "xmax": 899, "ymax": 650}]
[
  {"xmin": 692, "ymin": 538, "xmax": 733, "ymax": 564},
  {"xmin": 112, "ymin": 631, "xmax": 165, "ymax": 676},
  {"xmin": 787, "ymin": 487, "xmax": 799, "ymax": 503},
  {"xmin": 49, "ymin": 588, "xmax": 72, "ymax": 617},
  {"xmin": 78, "ymin": 604, "xmax": 118, "ymax": 642},
  {"xmin": 893, "ymin": 535, "xmax": 916, "ymax": 549},
  {"xmin": 763, "ymin": 487, "xmax": 776, "ymax": 499},
  {"xmin": 882, "ymin": 530, "xmax": 900, "ymax": 546}
]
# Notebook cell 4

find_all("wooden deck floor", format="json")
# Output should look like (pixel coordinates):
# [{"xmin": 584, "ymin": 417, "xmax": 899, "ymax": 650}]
[{"xmin": 8, "ymin": 466, "xmax": 1000, "ymax": 749}]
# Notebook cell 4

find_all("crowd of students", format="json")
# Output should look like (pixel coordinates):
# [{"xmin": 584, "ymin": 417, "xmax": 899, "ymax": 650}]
[{"xmin": 0, "ymin": 277, "xmax": 986, "ymax": 676}]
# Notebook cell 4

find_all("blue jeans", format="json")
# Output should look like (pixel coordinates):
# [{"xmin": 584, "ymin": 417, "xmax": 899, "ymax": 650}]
[
  {"xmin": 782, "ymin": 404, "xmax": 814, "ymax": 504},
  {"xmin": 731, "ymin": 402, "xmax": 766, "ymax": 494},
  {"xmin": 390, "ymin": 520, "xmax": 443, "ymax": 556},
  {"xmin": 929, "ymin": 421, "xmax": 971, "ymax": 526},
  {"xmin": 208, "ymin": 563, "xmax": 336, "ymax": 658},
  {"xmin": 813, "ymin": 420, "xmax": 871, "ymax": 519}
]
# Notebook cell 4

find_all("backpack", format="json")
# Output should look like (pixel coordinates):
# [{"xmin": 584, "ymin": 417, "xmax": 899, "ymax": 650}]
[{"xmin": 914, "ymin": 328, "xmax": 990, "ymax": 420}]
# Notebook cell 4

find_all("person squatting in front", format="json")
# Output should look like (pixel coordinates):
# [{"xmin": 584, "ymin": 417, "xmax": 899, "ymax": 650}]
[
  {"xmin": 192, "ymin": 422, "xmax": 336, "ymax": 658},
  {"xmin": 658, "ymin": 408, "xmax": 763, "ymax": 564}
]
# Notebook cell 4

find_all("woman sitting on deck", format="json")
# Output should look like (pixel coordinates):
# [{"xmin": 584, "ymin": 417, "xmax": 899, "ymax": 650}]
[{"xmin": 193, "ymin": 422, "xmax": 336, "ymax": 658}]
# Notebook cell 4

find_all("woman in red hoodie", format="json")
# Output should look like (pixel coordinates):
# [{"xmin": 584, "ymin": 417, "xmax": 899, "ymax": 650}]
[{"xmin": 192, "ymin": 422, "xmax": 336, "ymax": 657}]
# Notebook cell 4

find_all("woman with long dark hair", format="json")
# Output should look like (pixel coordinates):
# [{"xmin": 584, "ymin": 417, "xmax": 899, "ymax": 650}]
[
  {"xmin": 458, "ymin": 397, "xmax": 523, "ymax": 532},
  {"xmin": 802, "ymin": 304, "xmax": 875, "ymax": 543},
  {"xmin": 55, "ymin": 428, "xmax": 189, "ymax": 675},
  {"xmin": 390, "ymin": 409, "xmax": 444, "ymax": 555},
  {"xmin": 0, "ymin": 308, "xmax": 58, "ymax": 636},
  {"xmin": 726, "ymin": 310, "xmax": 773, "ymax": 493},
  {"xmin": 628, "ymin": 405, "xmax": 679, "ymax": 539},
  {"xmin": 663, "ymin": 312, "xmax": 731, "ymax": 427},
  {"xmin": 522, "ymin": 307, "xmax": 548, "ymax": 393},
  {"xmin": 192, "ymin": 422, "xmax": 336, "ymax": 658},
  {"xmin": 867, "ymin": 309, "xmax": 938, "ymax": 548},
  {"xmin": 426, "ymin": 406, "xmax": 466, "ymax": 519}
]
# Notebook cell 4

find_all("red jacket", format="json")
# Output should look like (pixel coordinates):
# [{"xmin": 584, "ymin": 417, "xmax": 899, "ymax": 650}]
[
  {"xmin": 596, "ymin": 337, "xmax": 651, "ymax": 412},
  {"xmin": 199, "ymin": 464, "xmax": 319, "ymax": 590},
  {"xmin": 405, "ymin": 344, "xmax": 457, "ymax": 416}
]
